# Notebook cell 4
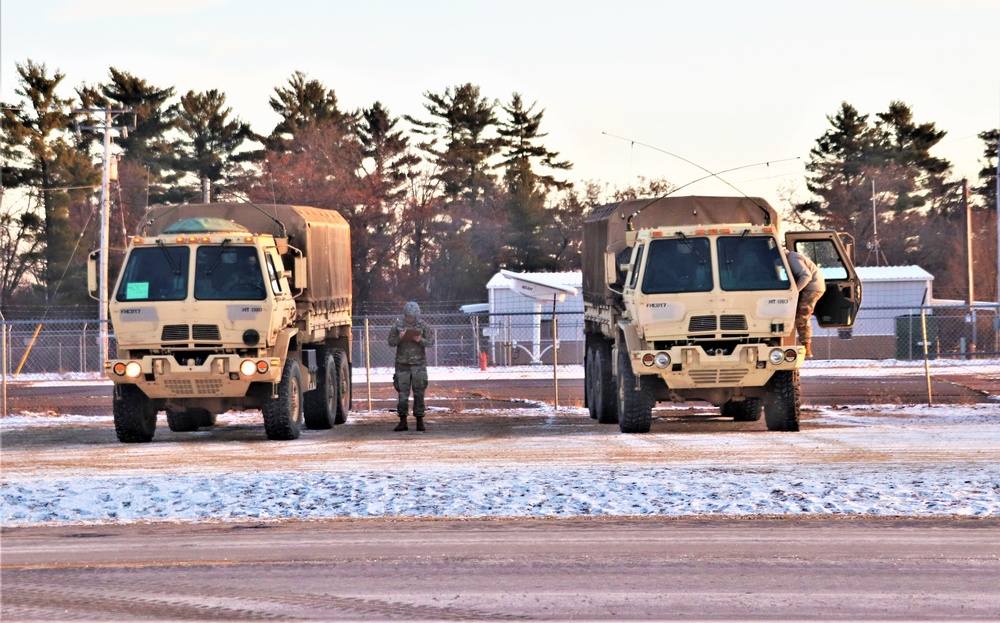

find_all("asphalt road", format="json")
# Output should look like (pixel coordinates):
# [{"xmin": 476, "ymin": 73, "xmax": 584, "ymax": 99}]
[{"xmin": 4, "ymin": 518, "xmax": 1000, "ymax": 620}]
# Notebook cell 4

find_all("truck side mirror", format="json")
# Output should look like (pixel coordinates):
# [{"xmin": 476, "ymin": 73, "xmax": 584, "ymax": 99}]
[
  {"xmin": 293, "ymin": 256, "xmax": 308, "ymax": 290},
  {"xmin": 87, "ymin": 250, "xmax": 100, "ymax": 300}
]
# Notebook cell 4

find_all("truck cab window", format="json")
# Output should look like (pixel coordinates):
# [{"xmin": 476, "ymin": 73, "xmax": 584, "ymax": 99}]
[
  {"xmin": 642, "ymin": 238, "xmax": 712, "ymax": 294},
  {"xmin": 628, "ymin": 245, "xmax": 644, "ymax": 289},
  {"xmin": 265, "ymin": 254, "xmax": 283, "ymax": 294},
  {"xmin": 718, "ymin": 236, "xmax": 790, "ymax": 291},
  {"xmin": 793, "ymin": 239, "xmax": 849, "ymax": 280},
  {"xmin": 115, "ymin": 247, "xmax": 189, "ymax": 301},
  {"xmin": 194, "ymin": 246, "xmax": 267, "ymax": 300}
]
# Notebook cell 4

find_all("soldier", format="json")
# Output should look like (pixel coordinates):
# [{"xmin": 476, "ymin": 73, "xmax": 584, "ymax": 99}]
[
  {"xmin": 786, "ymin": 250, "xmax": 826, "ymax": 358},
  {"xmin": 387, "ymin": 301, "xmax": 435, "ymax": 431}
]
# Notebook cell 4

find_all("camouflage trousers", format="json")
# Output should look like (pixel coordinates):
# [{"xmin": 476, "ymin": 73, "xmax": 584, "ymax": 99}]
[
  {"xmin": 795, "ymin": 289, "xmax": 824, "ymax": 344},
  {"xmin": 393, "ymin": 363, "xmax": 429, "ymax": 417}
]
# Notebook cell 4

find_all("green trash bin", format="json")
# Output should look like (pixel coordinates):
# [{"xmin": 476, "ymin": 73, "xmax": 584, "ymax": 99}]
[{"xmin": 895, "ymin": 314, "xmax": 938, "ymax": 360}]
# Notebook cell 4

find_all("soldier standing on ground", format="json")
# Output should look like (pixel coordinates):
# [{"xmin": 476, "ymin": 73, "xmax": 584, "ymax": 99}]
[
  {"xmin": 387, "ymin": 301, "xmax": 435, "ymax": 431},
  {"xmin": 786, "ymin": 250, "xmax": 826, "ymax": 358}
]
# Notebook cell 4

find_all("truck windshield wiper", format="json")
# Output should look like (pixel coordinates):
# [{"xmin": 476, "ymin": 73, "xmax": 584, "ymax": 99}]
[
  {"xmin": 205, "ymin": 239, "xmax": 232, "ymax": 275},
  {"xmin": 156, "ymin": 240, "xmax": 182, "ymax": 275}
]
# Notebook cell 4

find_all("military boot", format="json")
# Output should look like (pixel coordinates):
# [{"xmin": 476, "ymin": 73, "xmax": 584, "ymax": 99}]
[
  {"xmin": 803, "ymin": 341, "xmax": 813, "ymax": 358},
  {"xmin": 415, "ymin": 417, "xmax": 426, "ymax": 432},
  {"xmin": 394, "ymin": 416, "xmax": 408, "ymax": 432}
]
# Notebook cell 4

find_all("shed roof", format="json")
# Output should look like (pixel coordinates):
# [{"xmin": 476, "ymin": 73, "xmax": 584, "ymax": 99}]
[
  {"xmin": 856, "ymin": 266, "xmax": 934, "ymax": 282},
  {"xmin": 487, "ymin": 271, "xmax": 582, "ymax": 290}
]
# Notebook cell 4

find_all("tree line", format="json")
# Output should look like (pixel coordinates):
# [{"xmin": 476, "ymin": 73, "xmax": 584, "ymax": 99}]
[{"xmin": 2, "ymin": 60, "xmax": 997, "ymax": 318}]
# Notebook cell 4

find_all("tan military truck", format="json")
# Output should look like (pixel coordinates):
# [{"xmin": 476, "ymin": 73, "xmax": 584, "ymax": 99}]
[
  {"xmin": 582, "ymin": 195, "xmax": 861, "ymax": 433},
  {"xmin": 89, "ymin": 203, "xmax": 352, "ymax": 442}
]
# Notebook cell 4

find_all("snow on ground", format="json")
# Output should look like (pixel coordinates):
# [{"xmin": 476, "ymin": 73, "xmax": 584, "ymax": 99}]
[{"xmin": 2, "ymin": 363, "xmax": 999, "ymax": 526}]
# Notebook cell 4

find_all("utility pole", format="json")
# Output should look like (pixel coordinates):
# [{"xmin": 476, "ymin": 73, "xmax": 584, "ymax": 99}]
[
  {"xmin": 963, "ymin": 178, "xmax": 977, "ymax": 354},
  {"xmin": 74, "ymin": 107, "xmax": 135, "ymax": 366}
]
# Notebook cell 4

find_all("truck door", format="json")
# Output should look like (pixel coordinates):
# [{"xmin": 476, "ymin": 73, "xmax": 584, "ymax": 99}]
[{"xmin": 784, "ymin": 231, "xmax": 862, "ymax": 328}]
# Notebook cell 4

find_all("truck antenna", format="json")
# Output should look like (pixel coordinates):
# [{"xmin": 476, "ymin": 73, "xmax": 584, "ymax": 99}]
[{"xmin": 601, "ymin": 132, "xmax": 798, "ymax": 228}]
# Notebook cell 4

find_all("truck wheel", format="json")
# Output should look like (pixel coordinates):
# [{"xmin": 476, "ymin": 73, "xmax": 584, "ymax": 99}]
[
  {"xmin": 721, "ymin": 398, "xmax": 762, "ymax": 422},
  {"xmin": 592, "ymin": 342, "xmax": 617, "ymax": 424},
  {"xmin": 263, "ymin": 360, "xmax": 303, "ymax": 440},
  {"xmin": 616, "ymin": 346, "xmax": 653, "ymax": 433},
  {"xmin": 113, "ymin": 385, "xmax": 157, "ymax": 443},
  {"xmin": 304, "ymin": 351, "xmax": 336, "ymax": 430},
  {"xmin": 166, "ymin": 409, "xmax": 201, "ymax": 432},
  {"xmin": 764, "ymin": 370, "xmax": 801, "ymax": 432},
  {"xmin": 585, "ymin": 348, "xmax": 598, "ymax": 419},
  {"xmin": 197, "ymin": 410, "xmax": 217, "ymax": 428},
  {"xmin": 332, "ymin": 348, "xmax": 351, "ymax": 424}
]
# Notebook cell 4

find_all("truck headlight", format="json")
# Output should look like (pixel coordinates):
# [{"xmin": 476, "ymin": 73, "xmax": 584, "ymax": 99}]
[
  {"xmin": 239, "ymin": 360, "xmax": 257, "ymax": 377},
  {"xmin": 768, "ymin": 349, "xmax": 785, "ymax": 364},
  {"xmin": 654, "ymin": 353, "xmax": 671, "ymax": 368},
  {"xmin": 124, "ymin": 361, "xmax": 142, "ymax": 378}
]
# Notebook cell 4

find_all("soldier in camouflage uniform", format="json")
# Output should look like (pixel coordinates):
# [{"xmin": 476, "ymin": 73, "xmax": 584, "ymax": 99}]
[
  {"xmin": 387, "ymin": 301, "xmax": 435, "ymax": 431},
  {"xmin": 786, "ymin": 250, "xmax": 826, "ymax": 358}
]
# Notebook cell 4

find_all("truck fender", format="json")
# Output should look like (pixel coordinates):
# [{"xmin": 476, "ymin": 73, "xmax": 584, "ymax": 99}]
[
  {"xmin": 613, "ymin": 321, "xmax": 642, "ymax": 375},
  {"xmin": 271, "ymin": 328, "xmax": 297, "ymax": 362}
]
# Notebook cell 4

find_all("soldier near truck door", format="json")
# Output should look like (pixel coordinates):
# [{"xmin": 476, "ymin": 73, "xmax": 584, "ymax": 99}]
[
  {"xmin": 387, "ymin": 301, "xmax": 435, "ymax": 432},
  {"xmin": 786, "ymin": 250, "xmax": 826, "ymax": 358}
]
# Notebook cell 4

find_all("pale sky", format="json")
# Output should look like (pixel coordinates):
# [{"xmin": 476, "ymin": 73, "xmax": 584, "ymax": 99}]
[{"xmin": 3, "ymin": 0, "xmax": 998, "ymax": 211}]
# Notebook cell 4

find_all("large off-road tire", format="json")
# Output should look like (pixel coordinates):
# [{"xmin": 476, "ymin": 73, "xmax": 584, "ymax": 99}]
[
  {"xmin": 197, "ymin": 410, "xmax": 217, "ymax": 428},
  {"xmin": 113, "ymin": 385, "xmax": 157, "ymax": 443},
  {"xmin": 721, "ymin": 398, "xmax": 763, "ymax": 422},
  {"xmin": 592, "ymin": 341, "xmax": 617, "ymax": 424},
  {"xmin": 332, "ymin": 348, "xmax": 351, "ymax": 425},
  {"xmin": 616, "ymin": 346, "xmax": 653, "ymax": 434},
  {"xmin": 764, "ymin": 370, "xmax": 801, "ymax": 432},
  {"xmin": 166, "ymin": 409, "xmax": 201, "ymax": 432},
  {"xmin": 585, "ymin": 346, "xmax": 598, "ymax": 419},
  {"xmin": 304, "ymin": 351, "xmax": 337, "ymax": 430},
  {"xmin": 263, "ymin": 360, "xmax": 304, "ymax": 440}
]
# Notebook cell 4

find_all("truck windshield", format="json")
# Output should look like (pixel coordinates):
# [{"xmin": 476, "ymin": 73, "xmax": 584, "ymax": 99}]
[
  {"xmin": 642, "ymin": 238, "xmax": 713, "ymax": 294},
  {"xmin": 194, "ymin": 246, "xmax": 267, "ymax": 300},
  {"xmin": 718, "ymin": 236, "xmax": 790, "ymax": 291},
  {"xmin": 115, "ymin": 247, "xmax": 189, "ymax": 301}
]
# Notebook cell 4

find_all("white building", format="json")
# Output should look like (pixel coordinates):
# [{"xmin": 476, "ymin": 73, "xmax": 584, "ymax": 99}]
[{"xmin": 484, "ymin": 271, "xmax": 584, "ymax": 365}]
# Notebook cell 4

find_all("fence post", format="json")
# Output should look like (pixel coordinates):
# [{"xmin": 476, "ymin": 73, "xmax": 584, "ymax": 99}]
[
  {"xmin": 364, "ymin": 318, "xmax": 372, "ymax": 414},
  {"xmin": 921, "ymin": 307, "xmax": 933, "ymax": 406},
  {"xmin": 1, "ymin": 311, "xmax": 6, "ymax": 417},
  {"xmin": 552, "ymin": 315, "xmax": 559, "ymax": 410}
]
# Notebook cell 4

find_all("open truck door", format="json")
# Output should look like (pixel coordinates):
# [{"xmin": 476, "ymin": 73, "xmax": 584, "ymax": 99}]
[{"xmin": 785, "ymin": 230, "xmax": 862, "ymax": 328}]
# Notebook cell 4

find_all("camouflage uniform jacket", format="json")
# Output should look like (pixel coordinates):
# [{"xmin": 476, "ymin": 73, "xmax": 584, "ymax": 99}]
[{"xmin": 387, "ymin": 318, "xmax": 436, "ymax": 366}]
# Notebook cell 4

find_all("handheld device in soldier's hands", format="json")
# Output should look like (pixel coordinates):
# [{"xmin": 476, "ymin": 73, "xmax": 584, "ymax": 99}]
[{"xmin": 402, "ymin": 328, "xmax": 422, "ymax": 342}]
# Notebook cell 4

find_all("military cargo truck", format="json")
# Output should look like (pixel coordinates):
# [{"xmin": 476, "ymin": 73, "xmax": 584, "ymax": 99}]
[
  {"xmin": 582, "ymin": 195, "xmax": 860, "ymax": 433},
  {"xmin": 89, "ymin": 203, "xmax": 352, "ymax": 442}
]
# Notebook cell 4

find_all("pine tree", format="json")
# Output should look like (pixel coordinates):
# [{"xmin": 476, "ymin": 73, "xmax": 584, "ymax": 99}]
[
  {"xmin": 267, "ymin": 71, "xmax": 352, "ymax": 151},
  {"xmin": 175, "ymin": 89, "xmax": 257, "ymax": 202},
  {"xmin": 78, "ymin": 68, "xmax": 180, "ymax": 204},
  {"xmin": 1, "ymin": 60, "xmax": 98, "ymax": 309},
  {"xmin": 497, "ymin": 93, "xmax": 573, "ymax": 272}
]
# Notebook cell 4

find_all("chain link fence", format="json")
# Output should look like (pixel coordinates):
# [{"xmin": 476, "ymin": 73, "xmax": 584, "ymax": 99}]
[{"xmin": 3, "ymin": 305, "xmax": 998, "ymax": 389}]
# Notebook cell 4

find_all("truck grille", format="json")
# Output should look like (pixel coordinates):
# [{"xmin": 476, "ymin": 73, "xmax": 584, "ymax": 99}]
[
  {"xmin": 689, "ymin": 369, "xmax": 749, "ymax": 385},
  {"xmin": 160, "ymin": 324, "xmax": 221, "ymax": 342},
  {"xmin": 688, "ymin": 315, "xmax": 748, "ymax": 333},
  {"xmin": 161, "ymin": 325, "xmax": 189, "ymax": 341},
  {"xmin": 193, "ymin": 324, "xmax": 221, "ymax": 340},
  {"xmin": 164, "ymin": 379, "xmax": 225, "ymax": 396},
  {"xmin": 688, "ymin": 315, "xmax": 717, "ymax": 332},
  {"xmin": 720, "ymin": 315, "xmax": 748, "ymax": 331}
]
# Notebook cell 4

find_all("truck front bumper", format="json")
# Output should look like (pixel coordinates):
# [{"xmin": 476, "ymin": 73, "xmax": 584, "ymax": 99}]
[
  {"xmin": 629, "ymin": 343, "xmax": 803, "ymax": 389},
  {"xmin": 104, "ymin": 354, "xmax": 282, "ymax": 399}
]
